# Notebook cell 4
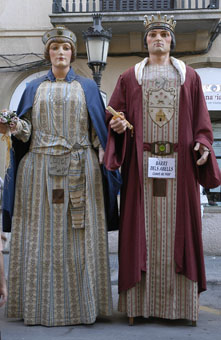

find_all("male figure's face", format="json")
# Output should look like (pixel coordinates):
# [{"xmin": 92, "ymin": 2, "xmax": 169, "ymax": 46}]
[{"xmin": 146, "ymin": 29, "xmax": 172, "ymax": 56}]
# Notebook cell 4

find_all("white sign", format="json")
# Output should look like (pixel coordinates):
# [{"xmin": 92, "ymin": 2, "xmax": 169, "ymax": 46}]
[
  {"xmin": 196, "ymin": 68, "xmax": 221, "ymax": 110},
  {"xmin": 202, "ymin": 85, "xmax": 221, "ymax": 110},
  {"xmin": 148, "ymin": 157, "xmax": 175, "ymax": 178},
  {"xmin": 49, "ymin": 154, "xmax": 71, "ymax": 176}
]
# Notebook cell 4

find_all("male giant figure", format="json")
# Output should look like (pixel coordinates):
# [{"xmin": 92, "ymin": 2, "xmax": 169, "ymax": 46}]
[{"xmin": 104, "ymin": 13, "xmax": 221, "ymax": 325}]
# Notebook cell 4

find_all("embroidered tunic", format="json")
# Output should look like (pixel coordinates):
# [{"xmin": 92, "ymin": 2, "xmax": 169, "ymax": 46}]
[
  {"xmin": 118, "ymin": 64, "xmax": 198, "ymax": 320},
  {"xmin": 6, "ymin": 79, "xmax": 112, "ymax": 326}
]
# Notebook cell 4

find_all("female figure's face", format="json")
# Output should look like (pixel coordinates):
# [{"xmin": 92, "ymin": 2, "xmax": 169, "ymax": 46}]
[{"xmin": 49, "ymin": 42, "xmax": 72, "ymax": 70}]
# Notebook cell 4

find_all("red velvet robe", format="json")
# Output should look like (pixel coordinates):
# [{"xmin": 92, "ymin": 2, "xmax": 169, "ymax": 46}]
[{"xmin": 104, "ymin": 64, "xmax": 221, "ymax": 294}]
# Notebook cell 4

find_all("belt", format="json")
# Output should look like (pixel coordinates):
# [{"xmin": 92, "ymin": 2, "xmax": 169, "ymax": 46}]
[{"xmin": 143, "ymin": 141, "xmax": 178, "ymax": 156}]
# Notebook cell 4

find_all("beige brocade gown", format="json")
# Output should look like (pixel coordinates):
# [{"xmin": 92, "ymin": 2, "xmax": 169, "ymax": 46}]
[
  {"xmin": 6, "ymin": 79, "xmax": 112, "ymax": 326},
  {"xmin": 118, "ymin": 64, "xmax": 199, "ymax": 321}
]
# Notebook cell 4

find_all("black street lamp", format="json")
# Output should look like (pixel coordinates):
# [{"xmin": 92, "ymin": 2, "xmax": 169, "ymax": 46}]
[{"xmin": 83, "ymin": 13, "xmax": 112, "ymax": 88}]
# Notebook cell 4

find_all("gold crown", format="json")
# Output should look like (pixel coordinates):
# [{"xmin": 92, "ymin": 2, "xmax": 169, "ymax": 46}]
[
  {"xmin": 144, "ymin": 12, "xmax": 176, "ymax": 33},
  {"xmin": 42, "ymin": 25, "xmax": 77, "ymax": 45}
]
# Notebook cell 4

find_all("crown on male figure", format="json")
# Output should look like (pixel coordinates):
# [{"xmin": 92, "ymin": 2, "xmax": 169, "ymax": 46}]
[{"xmin": 144, "ymin": 12, "xmax": 176, "ymax": 33}]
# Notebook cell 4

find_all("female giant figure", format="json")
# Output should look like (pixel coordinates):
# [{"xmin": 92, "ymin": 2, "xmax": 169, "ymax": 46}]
[{"xmin": 1, "ymin": 26, "xmax": 120, "ymax": 326}]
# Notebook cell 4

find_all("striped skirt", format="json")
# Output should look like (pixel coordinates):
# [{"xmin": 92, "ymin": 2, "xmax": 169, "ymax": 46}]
[{"xmin": 6, "ymin": 149, "xmax": 112, "ymax": 326}]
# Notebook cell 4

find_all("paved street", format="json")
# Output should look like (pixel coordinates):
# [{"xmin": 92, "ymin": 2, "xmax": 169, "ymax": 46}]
[{"xmin": 0, "ymin": 233, "xmax": 221, "ymax": 340}]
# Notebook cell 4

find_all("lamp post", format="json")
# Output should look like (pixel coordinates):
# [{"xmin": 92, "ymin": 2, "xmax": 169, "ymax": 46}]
[{"xmin": 83, "ymin": 13, "xmax": 112, "ymax": 88}]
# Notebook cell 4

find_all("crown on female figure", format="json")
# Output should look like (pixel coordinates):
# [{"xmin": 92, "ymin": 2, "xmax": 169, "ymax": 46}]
[
  {"xmin": 144, "ymin": 12, "xmax": 176, "ymax": 33},
  {"xmin": 42, "ymin": 25, "xmax": 76, "ymax": 45}
]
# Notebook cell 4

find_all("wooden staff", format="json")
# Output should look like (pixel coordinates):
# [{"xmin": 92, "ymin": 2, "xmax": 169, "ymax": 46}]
[{"xmin": 106, "ymin": 106, "xmax": 134, "ymax": 136}]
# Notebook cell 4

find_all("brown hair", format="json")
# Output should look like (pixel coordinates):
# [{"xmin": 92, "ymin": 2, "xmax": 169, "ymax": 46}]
[{"xmin": 44, "ymin": 37, "xmax": 77, "ymax": 63}]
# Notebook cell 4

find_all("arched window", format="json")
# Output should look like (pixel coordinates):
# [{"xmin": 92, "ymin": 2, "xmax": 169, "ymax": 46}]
[{"xmin": 9, "ymin": 71, "xmax": 48, "ymax": 111}]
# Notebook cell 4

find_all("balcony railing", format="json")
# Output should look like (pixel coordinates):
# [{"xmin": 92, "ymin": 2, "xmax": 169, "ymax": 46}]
[{"xmin": 52, "ymin": 0, "xmax": 219, "ymax": 13}]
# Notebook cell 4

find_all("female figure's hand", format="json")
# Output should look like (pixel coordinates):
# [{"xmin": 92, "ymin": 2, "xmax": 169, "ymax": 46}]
[{"xmin": 9, "ymin": 118, "xmax": 19, "ymax": 134}]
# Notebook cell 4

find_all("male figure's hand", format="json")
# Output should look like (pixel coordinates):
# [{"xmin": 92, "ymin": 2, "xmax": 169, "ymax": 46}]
[
  {"xmin": 109, "ymin": 113, "xmax": 127, "ymax": 134},
  {"xmin": 194, "ymin": 142, "xmax": 210, "ymax": 166}
]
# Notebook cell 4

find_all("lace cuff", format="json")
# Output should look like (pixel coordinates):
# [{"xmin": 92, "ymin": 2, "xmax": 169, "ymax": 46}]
[{"xmin": 12, "ymin": 113, "xmax": 32, "ymax": 142}]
